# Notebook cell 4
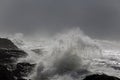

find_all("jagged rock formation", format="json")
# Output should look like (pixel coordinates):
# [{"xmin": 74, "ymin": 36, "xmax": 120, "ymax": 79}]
[
  {"xmin": 13, "ymin": 62, "xmax": 35, "ymax": 79},
  {"xmin": 83, "ymin": 74, "xmax": 120, "ymax": 80},
  {"xmin": 0, "ymin": 64, "xmax": 15, "ymax": 80},
  {"xmin": 0, "ymin": 38, "xmax": 18, "ymax": 50},
  {"xmin": 0, "ymin": 49, "xmax": 27, "ymax": 64},
  {"xmin": 0, "ymin": 38, "xmax": 35, "ymax": 80}
]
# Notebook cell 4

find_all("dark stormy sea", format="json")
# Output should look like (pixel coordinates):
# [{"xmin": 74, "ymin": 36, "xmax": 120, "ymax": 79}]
[{"xmin": 1, "ymin": 28, "xmax": 120, "ymax": 80}]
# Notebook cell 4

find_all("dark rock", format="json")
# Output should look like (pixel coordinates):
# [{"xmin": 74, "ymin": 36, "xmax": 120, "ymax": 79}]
[
  {"xmin": 0, "ymin": 38, "xmax": 31, "ymax": 80},
  {"xmin": 0, "ymin": 49, "xmax": 27, "ymax": 64},
  {"xmin": 0, "ymin": 38, "xmax": 27, "ymax": 64},
  {"xmin": 0, "ymin": 38, "xmax": 18, "ymax": 50},
  {"xmin": 0, "ymin": 64, "xmax": 15, "ymax": 80},
  {"xmin": 14, "ymin": 62, "xmax": 36, "ymax": 78},
  {"xmin": 83, "ymin": 74, "xmax": 120, "ymax": 80}
]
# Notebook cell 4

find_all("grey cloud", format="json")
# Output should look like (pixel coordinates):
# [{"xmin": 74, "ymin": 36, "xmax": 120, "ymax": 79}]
[{"xmin": 0, "ymin": 0, "xmax": 120, "ymax": 40}]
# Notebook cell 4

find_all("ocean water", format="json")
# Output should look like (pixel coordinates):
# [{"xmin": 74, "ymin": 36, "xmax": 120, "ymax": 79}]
[{"xmin": 4, "ymin": 28, "xmax": 120, "ymax": 80}]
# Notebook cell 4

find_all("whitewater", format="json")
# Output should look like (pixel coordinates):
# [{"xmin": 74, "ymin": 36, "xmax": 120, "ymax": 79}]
[{"xmin": 3, "ymin": 28, "xmax": 120, "ymax": 80}]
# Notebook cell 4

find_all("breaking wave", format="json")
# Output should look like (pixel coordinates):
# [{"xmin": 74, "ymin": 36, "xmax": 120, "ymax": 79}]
[{"xmin": 3, "ymin": 27, "xmax": 120, "ymax": 80}]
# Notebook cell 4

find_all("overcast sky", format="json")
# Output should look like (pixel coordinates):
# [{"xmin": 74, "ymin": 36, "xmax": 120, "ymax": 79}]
[{"xmin": 0, "ymin": 0, "xmax": 120, "ymax": 40}]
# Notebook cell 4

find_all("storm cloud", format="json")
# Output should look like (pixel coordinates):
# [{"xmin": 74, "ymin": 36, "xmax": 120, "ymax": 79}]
[{"xmin": 0, "ymin": 0, "xmax": 120, "ymax": 40}]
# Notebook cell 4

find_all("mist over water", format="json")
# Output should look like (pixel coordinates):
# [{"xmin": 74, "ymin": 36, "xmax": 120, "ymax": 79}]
[
  {"xmin": 2, "ymin": 27, "xmax": 107, "ymax": 80},
  {"xmin": 0, "ymin": 27, "xmax": 120, "ymax": 80},
  {"xmin": 0, "ymin": 0, "xmax": 120, "ymax": 80}
]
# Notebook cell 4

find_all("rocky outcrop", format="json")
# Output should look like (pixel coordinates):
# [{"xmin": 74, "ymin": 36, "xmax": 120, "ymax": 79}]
[
  {"xmin": 0, "ymin": 38, "xmax": 18, "ymax": 50},
  {"xmin": 0, "ymin": 38, "xmax": 35, "ymax": 80},
  {"xmin": 83, "ymin": 74, "xmax": 120, "ymax": 80},
  {"xmin": 0, "ymin": 49, "xmax": 27, "ymax": 64},
  {"xmin": 0, "ymin": 64, "xmax": 15, "ymax": 80},
  {"xmin": 13, "ymin": 62, "xmax": 35, "ymax": 79}
]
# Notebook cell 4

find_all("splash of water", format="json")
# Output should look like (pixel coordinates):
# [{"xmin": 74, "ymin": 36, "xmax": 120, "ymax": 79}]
[{"xmin": 5, "ymin": 27, "xmax": 120, "ymax": 80}]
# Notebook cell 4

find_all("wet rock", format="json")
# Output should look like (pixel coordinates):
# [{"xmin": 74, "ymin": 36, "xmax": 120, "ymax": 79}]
[
  {"xmin": 0, "ymin": 38, "xmax": 30, "ymax": 80},
  {"xmin": 0, "ymin": 38, "xmax": 27, "ymax": 64},
  {"xmin": 0, "ymin": 64, "xmax": 15, "ymax": 80},
  {"xmin": 0, "ymin": 49, "xmax": 27, "ymax": 64},
  {"xmin": 14, "ymin": 62, "xmax": 36, "ymax": 79},
  {"xmin": 0, "ymin": 38, "xmax": 18, "ymax": 50},
  {"xmin": 83, "ymin": 74, "xmax": 120, "ymax": 80}
]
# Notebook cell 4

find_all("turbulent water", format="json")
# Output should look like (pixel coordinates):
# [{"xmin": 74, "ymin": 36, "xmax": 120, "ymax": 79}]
[{"xmin": 3, "ymin": 28, "xmax": 120, "ymax": 80}]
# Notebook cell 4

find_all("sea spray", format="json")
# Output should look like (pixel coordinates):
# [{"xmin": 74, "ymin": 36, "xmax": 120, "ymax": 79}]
[{"xmin": 8, "ymin": 28, "xmax": 104, "ymax": 80}]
